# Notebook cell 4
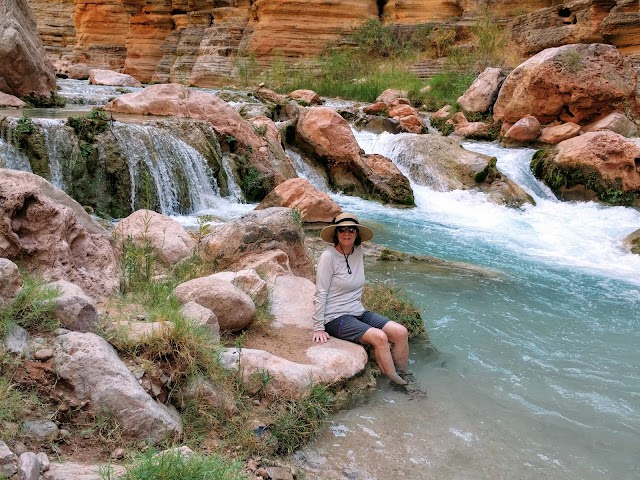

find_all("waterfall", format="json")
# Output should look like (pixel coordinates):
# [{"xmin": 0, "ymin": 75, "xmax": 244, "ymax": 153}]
[
  {"xmin": 285, "ymin": 148, "xmax": 329, "ymax": 191},
  {"xmin": 39, "ymin": 118, "xmax": 82, "ymax": 190},
  {"xmin": 110, "ymin": 123, "xmax": 220, "ymax": 215},
  {"xmin": 221, "ymin": 152, "xmax": 245, "ymax": 202},
  {"xmin": 0, "ymin": 136, "xmax": 32, "ymax": 172}
]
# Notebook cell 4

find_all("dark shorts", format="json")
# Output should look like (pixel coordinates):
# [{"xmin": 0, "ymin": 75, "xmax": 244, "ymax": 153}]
[{"xmin": 324, "ymin": 311, "xmax": 390, "ymax": 343}]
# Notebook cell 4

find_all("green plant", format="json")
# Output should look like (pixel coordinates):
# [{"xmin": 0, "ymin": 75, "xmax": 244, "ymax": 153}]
[
  {"xmin": 0, "ymin": 274, "xmax": 60, "ymax": 338},
  {"xmin": 0, "ymin": 378, "xmax": 46, "ymax": 442},
  {"xmin": 475, "ymin": 157, "xmax": 499, "ymax": 183},
  {"xmin": 268, "ymin": 383, "xmax": 334, "ymax": 455},
  {"xmin": 470, "ymin": 11, "xmax": 509, "ymax": 70},
  {"xmin": 253, "ymin": 125, "xmax": 267, "ymax": 137},
  {"xmin": 114, "ymin": 447, "xmax": 247, "ymax": 480},
  {"xmin": 417, "ymin": 72, "xmax": 475, "ymax": 111},
  {"xmin": 290, "ymin": 208, "xmax": 302, "ymax": 225},
  {"xmin": 235, "ymin": 53, "xmax": 261, "ymax": 88},
  {"xmin": 362, "ymin": 282, "xmax": 426, "ymax": 339},
  {"xmin": 119, "ymin": 235, "xmax": 156, "ymax": 295},
  {"xmin": 560, "ymin": 49, "xmax": 584, "ymax": 74}
]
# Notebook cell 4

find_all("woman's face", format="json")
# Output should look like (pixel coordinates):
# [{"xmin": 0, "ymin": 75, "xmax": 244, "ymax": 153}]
[{"xmin": 336, "ymin": 226, "xmax": 358, "ymax": 250}]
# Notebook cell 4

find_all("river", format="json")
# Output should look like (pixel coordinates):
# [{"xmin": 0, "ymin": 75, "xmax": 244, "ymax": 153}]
[{"xmin": 288, "ymin": 137, "xmax": 640, "ymax": 480}]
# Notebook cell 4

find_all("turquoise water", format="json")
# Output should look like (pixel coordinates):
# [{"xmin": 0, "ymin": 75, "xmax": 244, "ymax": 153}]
[{"xmin": 310, "ymin": 138, "xmax": 640, "ymax": 479}]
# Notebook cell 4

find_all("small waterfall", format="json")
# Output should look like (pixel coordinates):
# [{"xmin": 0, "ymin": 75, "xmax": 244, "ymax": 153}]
[
  {"xmin": 111, "ymin": 123, "xmax": 220, "ymax": 215},
  {"xmin": 285, "ymin": 148, "xmax": 329, "ymax": 191},
  {"xmin": 39, "ymin": 118, "xmax": 82, "ymax": 190},
  {"xmin": 0, "ymin": 135, "xmax": 32, "ymax": 172},
  {"xmin": 221, "ymin": 152, "xmax": 245, "ymax": 202}
]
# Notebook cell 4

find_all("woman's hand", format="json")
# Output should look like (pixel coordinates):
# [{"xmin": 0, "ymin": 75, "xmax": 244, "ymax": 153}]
[{"xmin": 312, "ymin": 330, "xmax": 329, "ymax": 343}]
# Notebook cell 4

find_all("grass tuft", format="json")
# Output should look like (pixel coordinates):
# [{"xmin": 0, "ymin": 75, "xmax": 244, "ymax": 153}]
[{"xmin": 362, "ymin": 281, "xmax": 426, "ymax": 339}]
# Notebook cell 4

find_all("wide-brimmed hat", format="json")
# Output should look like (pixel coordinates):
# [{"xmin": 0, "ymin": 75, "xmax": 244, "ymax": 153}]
[{"xmin": 320, "ymin": 212, "xmax": 374, "ymax": 243}]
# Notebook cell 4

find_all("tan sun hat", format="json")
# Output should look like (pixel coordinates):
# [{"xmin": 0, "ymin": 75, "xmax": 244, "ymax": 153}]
[{"xmin": 320, "ymin": 212, "xmax": 374, "ymax": 243}]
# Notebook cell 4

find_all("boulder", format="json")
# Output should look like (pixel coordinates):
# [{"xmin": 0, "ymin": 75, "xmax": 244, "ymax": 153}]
[
  {"xmin": 256, "ymin": 178, "xmax": 341, "ymax": 223},
  {"xmin": 356, "ymin": 154, "xmax": 415, "ymax": 205},
  {"xmin": 494, "ymin": 44, "xmax": 637, "ymax": 125},
  {"xmin": 17, "ymin": 452, "xmax": 40, "ymax": 480},
  {"xmin": 0, "ymin": 441, "xmax": 18, "ymax": 478},
  {"xmin": 363, "ymin": 102, "xmax": 387, "ymax": 115},
  {"xmin": 209, "ymin": 269, "xmax": 268, "ymax": 308},
  {"xmin": 287, "ymin": 89, "xmax": 323, "ymax": 105},
  {"xmin": 624, "ymin": 228, "xmax": 640, "ymax": 255},
  {"xmin": 294, "ymin": 107, "xmax": 414, "ymax": 205},
  {"xmin": 582, "ymin": 112, "xmax": 639, "ymax": 138},
  {"xmin": 89, "ymin": 69, "xmax": 142, "ymax": 87},
  {"xmin": 539, "ymin": 122, "xmax": 581, "ymax": 144},
  {"xmin": 0, "ymin": 92, "xmax": 27, "ymax": 108},
  {"xmin": 553, "ymin": 131, "xmax": 640, "ymax": 192},
  {"xmin": 67, "ymin": 64, "xmax": 90, "ymax": 80},
  {"xmin": 503, "ymin": 115, "xmax": 541, "ymax": 143},
  {"xmin": 457, "ymin": 67, "xmax": 506, "ymax": 113},
  {"xmin": 380, "ymin": 133, "xmax": 532, "ymax": 207},
  {"xmin": 114, "ymin": 209, "xmax": 196, "ymax": 265},
  {"xmin": 0, "ymin": 170, "xmax": 120, "ymax": 301},
  {"xmin": 53, "ymin": 332, "xmax": 182, "ymax": 443},
  {"xmin": 173, "ymin": 276, "xmax": 256, "ymax": 332},
  {"xmin": 180, "ymin": 301, "xmax": 219, "ymax": 340},
  {"xmin": 200, "ymin": 207, "xmax": 314, "ymax": 280},
  {"xmin": 0, "ymin": 0, "xmax": 56, "ymax": 99},
  {"xmin": 376, "ymin": 89, "xmax": 408, "ymax": 104},
  {"xmin": 0, "ymin": 258, "xmax": 22, "ymax": 307},
  {"xmin": 397, "ymin": 114, "xmax": 424, "ymax": 134},
  {"xmin": 220, "ymin": 273, "xmax": 368, "ymax": 398},
  {"xmin": 48, "ymin": 280, "xmax": 98, "ymax": 333},
  {"xmin": 44, "ymin": 462, "xmax": 125, "ymax": 480}
]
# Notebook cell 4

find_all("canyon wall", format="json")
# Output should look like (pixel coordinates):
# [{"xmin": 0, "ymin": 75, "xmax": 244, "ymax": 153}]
[{"xmin": 25, "ymin": 0, "xmax": 640, "ymax": 86}]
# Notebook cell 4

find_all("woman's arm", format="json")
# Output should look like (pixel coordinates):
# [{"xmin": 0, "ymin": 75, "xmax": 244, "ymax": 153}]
[{"xmin": 312, "ymin": 251, "xmax": 333, "ymax": 337}]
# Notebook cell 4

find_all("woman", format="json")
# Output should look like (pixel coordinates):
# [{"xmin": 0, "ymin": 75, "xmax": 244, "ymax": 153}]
[{"xmin": 312, "ymin": 212, "xmax": 410, "ymax": 386}]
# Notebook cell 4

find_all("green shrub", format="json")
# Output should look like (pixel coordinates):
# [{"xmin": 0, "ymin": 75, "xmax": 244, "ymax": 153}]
[
  {"xmin": 362, "ymin": 282, "xmax": 426, "ymax": 339},
  {"xmin": 114, "ymin": 447, "xmax": 247, "ymax": 480},
  {"xmin": 0, "ymin": 274, "xmax": 59, "ymax": 338},
  {"xmin": 0, "ymin": 378, "xmax": 46, "ymax": 442}
]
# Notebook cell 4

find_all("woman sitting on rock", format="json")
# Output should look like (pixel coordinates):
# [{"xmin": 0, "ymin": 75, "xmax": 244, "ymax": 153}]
[{"xmin": 312, "ymin": 212, "xmax": 410, "ymax": 385}]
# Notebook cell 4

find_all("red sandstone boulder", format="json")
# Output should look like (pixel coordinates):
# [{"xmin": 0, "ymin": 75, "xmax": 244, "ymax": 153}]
[
  {"xmin": 582, "ymin": 112, "xmax": 639, "ymax": 138},
  {"xmin": 0, "ymin": 0, "xmax": 56, "ymax": 99},
  {"xmin": 256, "ymin": 178, "xmax": 341, "ymax": 223},
  {"xmin": 0, "ymin": 92, "xmax": 26, "ymax": 108},
  {"xmin": 0, "ymin": 169, "xmax": 120, "ymax": 301},
  {"xmin": 363, "ymin": 102, "xmax": 387, "ymax": 115},
  {"xmin": 114, "ymin": 209, "xmax": 196, "ymax": 265},
  {"xmin": 494, "ymin": 44, "xmax": 637, "ymax": 125},
  {"xmin": 89, "ymin": 69, "xmax": 142, "ymax": 87},
  {"xmin": 539, "ymin": 122, "xmax": 581, "ymax": 144},
  {"xmin": 296, "ymin": 107, "xmax": 362, "ymax": 164},
  {"xmin": 200, "ymin": 207, "xmax": 314, "ymax": 280},
  {"xmin": 553, "ymin": 131, "xmax": 640, "ymax": 192},
  {"xmin": 376, "ymin": 89, "xmax": 408, "ymax": 104},
  {"xmin": 287, "ymin": 89, "xmax": 323, "ymax": 105},
  {"xmin": 457, "ymin": 67, "xmax": 506, "ymax": 114},
  {"xmin": 503, "ymin": 115, "xmax": 541, "ymax": 143}
]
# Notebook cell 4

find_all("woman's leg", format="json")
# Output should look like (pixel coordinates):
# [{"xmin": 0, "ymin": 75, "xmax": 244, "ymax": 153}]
[
  {"xmin": 359, "ymin": 327, "xmax": 407, "ymax": 385},
  {"xmin": 382, "ymin": 321, "xmax": 409, "ymax": 373}
]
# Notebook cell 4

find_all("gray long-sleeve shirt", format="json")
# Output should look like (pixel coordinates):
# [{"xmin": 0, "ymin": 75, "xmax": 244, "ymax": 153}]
[{"xmin": 312, "ymin": 245, "xmax": 366, "ymax": 331}]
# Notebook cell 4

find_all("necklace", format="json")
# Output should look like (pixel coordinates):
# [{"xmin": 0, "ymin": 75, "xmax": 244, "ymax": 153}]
[{"xmin": 338, "ymin": 245, "xmax": 354, "ymax": 274}]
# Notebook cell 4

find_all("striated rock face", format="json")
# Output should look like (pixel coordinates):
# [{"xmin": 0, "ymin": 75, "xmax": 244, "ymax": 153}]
[
  {"xmin": 510, "ymin": 0, "xmax": 640, "ymax": 57},
  {"xmin": 0, "ymin": 0, "xmax": 56, "ymax": 98},
  {"xmin": 25, "ymin": 0, "xmax": 640, "ymax": 85}
]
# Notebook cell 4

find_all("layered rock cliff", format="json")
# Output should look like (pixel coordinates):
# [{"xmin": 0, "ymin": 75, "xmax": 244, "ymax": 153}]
[{"xmin": 24, "ymin": 0, "xmax": 640, "ymax": 86}]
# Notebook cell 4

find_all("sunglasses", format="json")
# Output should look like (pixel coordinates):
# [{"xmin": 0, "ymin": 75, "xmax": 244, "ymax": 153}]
[{"xmin": 336, "ymin": 226, "xmax": 358, "ymax": 234}]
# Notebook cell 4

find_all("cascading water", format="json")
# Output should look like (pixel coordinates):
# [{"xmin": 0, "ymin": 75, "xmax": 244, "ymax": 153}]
[
  {"xmin": 110, "ymin": 123, "xmax": 221, "ymax": 215},
  {"xmin": 285, "ymin": 147, "xmax": 329, "ymax": 191},
  {"xmin": 0, "ymin": 136, "xmax": 32, "ymax": 172},
  {"xmin": 39, "ymin": 118, "xmax": 81, "ymax": 189},
  {"xmin": 293, "ymin": 131, "xmax": 640, "ymax": 479}
]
